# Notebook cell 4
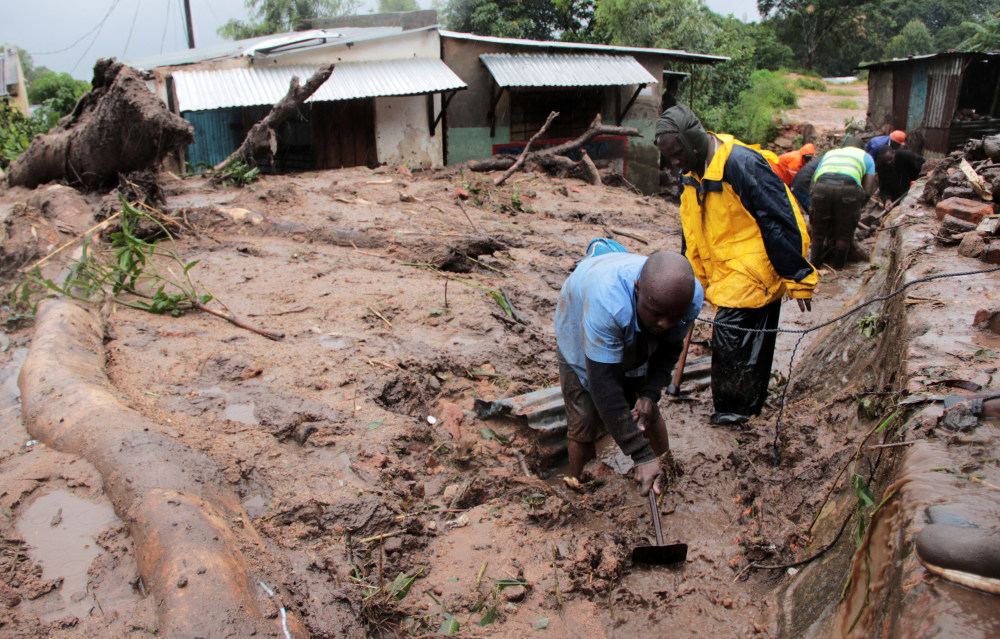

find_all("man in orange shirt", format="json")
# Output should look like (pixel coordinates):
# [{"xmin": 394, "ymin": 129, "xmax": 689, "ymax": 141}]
[{"xmin": 773, "ymin": 143, "xmax": 815, "ymax": 185}]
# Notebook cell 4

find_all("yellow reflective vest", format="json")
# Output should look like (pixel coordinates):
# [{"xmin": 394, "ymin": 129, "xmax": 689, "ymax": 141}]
[{"xmin": 679, "ymin": 134, "xmax": 818, "ymax": 309}]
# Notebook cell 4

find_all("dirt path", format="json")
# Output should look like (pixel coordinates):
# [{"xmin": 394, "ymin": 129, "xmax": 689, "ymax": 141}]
[{"xmin": 783, "ymin": 74, "xmax": 868, "ymax": 136}]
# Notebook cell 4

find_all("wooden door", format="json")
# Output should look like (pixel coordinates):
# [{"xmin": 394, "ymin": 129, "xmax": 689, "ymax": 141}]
[{"xmin": 313, "ymin": 99, "xmax": 377, "ymax": 169}]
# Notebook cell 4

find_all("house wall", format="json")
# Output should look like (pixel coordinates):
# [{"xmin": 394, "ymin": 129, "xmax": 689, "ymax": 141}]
[
  {"xmin": 441, "ymin": 37, "xmax": 666, "ymax": 194},
  {"xmin": 1, "ymin": 49, "xmax": 30, "ymax": 116},
  {"xmin": 157, "ymin": 29, "xmax": 447, "ymax": 170},
  {"xmin": 375, "ymin": 93, "xmax": 443, "ymax": 168},
  {"xmin": 275, "ymin": 28, "xmax": 440, "ymax": 65},
  {"xmin": 867, "ymin": 69, "xmax": 894, "ymax": 131}
]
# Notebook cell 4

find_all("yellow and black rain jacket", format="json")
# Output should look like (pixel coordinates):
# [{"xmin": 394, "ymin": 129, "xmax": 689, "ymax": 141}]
[{"xmin": 679, "ymin": 133, "xmax": 817, "ymax": 309}]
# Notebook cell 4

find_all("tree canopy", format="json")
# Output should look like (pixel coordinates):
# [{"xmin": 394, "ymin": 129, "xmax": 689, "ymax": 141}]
[
  {"xmin": 219, "ymin": 0, "xmax": 361, "ymax": 39},
  {"xmin": 28, "ymin": 71, "xmax": 91, "ymax": 116},
  {"xmin": 378, "ymin": 0, "xmax": 420, "ymax": 10},
  {"xmin": 883, "ymin": 19, "xmax": 934, "ymax": 59},
  {"xmin": 441, "ymin": 0, "xmax": 594, "ymax": 41}
]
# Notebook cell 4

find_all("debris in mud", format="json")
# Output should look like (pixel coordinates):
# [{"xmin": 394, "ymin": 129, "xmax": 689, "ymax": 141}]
[{"xmin": 464, "ymin": 113, "xmax": 643, "ymax": 187}]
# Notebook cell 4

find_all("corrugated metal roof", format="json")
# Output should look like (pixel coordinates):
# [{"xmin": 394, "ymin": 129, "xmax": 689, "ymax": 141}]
[
  {"xmin": 173, "ymin": 58, "xmax": 466, "ymax": 112},
  {"xmin": 480, "ymin": 53, "xmax": 656, "ymax": 88},
  {"xmin": 442, "ymin": 30, "xmax": 729, "ymax": 65},
  {"xmin": 857, "ymin": 51, "xmax": 1000, "ymax": 71},
  {"xmin": 125, "ymin": 27, "xmax": 416, "ymax": 72}
]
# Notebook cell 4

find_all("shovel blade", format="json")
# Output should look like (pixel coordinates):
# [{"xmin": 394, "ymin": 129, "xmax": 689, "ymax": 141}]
[{"xmin": 632, "ymin": 543, "xmax": 688, "ymax": 565}]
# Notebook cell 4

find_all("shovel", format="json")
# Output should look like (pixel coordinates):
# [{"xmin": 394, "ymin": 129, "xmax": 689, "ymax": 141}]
[
  {"xmin": 665, "ymin": 323, "xmax": 695, "ymax": 400},
  {"xmin": 632, "ymin": 485, "xmax": 688, "ymax": 565}
]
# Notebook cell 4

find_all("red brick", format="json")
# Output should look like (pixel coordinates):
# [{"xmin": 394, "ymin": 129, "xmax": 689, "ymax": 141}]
[{"xmin": 935, "ymin": 197, "xmax": 993, "ymax": 224}]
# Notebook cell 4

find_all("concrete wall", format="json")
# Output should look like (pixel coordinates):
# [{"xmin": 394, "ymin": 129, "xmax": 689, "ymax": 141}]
[
  {"xmin": 867, "ymin": 69, "xmax": 894, "ymax": 131},
  {"xmin": 1, "ymin": 49, "xmax": 30, "ymax": 116},
  {"xmin": 277, "ymin": 28, "xmax": 440, "ymax": 64},
  {"xmin": 375, "ymin": 94, "xmax": 444, "ymax": 168},
  {"xmin": 153, "ymin": 30, "xmax": 447, "ymax": 169}
]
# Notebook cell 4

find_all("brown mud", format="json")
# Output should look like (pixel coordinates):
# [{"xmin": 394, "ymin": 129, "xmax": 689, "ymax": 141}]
[
  {"xmin": 2, "ymin": 80, "xmax": 999, "ymax": 639},
  {"xmin": 0, "ymin": 163, "xmax": 876, "ymax": 638}
]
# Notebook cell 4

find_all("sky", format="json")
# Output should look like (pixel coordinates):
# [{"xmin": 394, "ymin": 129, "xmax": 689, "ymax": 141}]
[{"xmin": 2, "ymin": 0, "xmax": 760, "ymax": 82}]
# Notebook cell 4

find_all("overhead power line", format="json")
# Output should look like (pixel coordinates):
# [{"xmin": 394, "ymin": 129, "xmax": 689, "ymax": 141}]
[
  {"xmin": 35, "ymin": 0, "xmax": 122, "ymax": 56},
  {"xmin": 123, "ymin": 0, "xmax": 144, "ymax": 59},
  {"xmin": 71, "ymin": 0, "xmax": 123, "ymax": 74}
]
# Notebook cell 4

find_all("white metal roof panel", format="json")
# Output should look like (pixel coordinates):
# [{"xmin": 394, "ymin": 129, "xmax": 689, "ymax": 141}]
[
  {"xmin": 126, "ymin": 27, "xmax": 410, "ymax": 71},
  {"xmin": 480, "ymin": 53, "xmax": 656, "ymax": 88},
  {"xmin": 173, "ymin": 58, "xmax": 466, "ymax": 111},
  {"xmin": 442, "ymin": 31, "xmax": 729, "ymax": 65}
]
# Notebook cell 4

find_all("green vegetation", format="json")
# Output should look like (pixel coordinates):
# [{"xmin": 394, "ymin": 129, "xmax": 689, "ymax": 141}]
[
  {"xmin": 28, "ymin": 71, "xmax": 90, "ymax": 115},
  {"xmin": 884, "ymin": 19, "xmax": 935, "ymax": 58},
  {"xmin": 832, "ymin": 99, "xmax": 861, "ymax": 109},
  {"xmin": 706, "ymin": 70, "xmax": 798, "ymax": 145},
  {"xmin": 831, "ymin": 88, "xmax": 858, "ymax": 96},
  {"xmin": 218, "ymin": 0, "xmax": 361, "ymax": 39},
  {"xmin": 792, "ymin": 76, "xmax": 827, "ymax": 91},
  {"xmin": 0, "ymin": 101, "xmax": 55, "ymax": 170},
  {"xmin": 960, "ymin": 10, "xmax": 1000, "ymax": 51},
  {"xmin": 13, "ymin": 198, "xmax": 213, "ymax": 318},
  {"xmin": 0, "ymin": 48, "xmax": 91, "ymax": 170},
  {"xmin": 213, "ymin": 159, "xmax": 262, "ymax": 187}
]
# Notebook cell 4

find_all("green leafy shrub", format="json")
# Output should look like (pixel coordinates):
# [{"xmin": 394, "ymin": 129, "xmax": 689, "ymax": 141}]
[
  {"xmin": 714, "ymin": 70, "xmax": 798, "ymax": 145},
  {"xmin": 0, "ymin": 101, "xmax": 58, "ymax": 170}
]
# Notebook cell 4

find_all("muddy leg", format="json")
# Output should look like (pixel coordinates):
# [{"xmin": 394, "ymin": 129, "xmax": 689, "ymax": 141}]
[{"xmin": 568, "ymin": 440, "xmax": 597, "ymax": 479}]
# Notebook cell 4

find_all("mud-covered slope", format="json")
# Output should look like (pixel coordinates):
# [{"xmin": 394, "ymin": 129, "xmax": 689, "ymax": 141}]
[{"xmin": 1, "ymin": 164, "xmax": 998, "ymax": 638}]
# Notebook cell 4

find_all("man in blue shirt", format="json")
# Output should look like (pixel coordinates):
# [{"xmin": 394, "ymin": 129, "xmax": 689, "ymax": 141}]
[
  {"xmin": 865, "ymin": 130, "xmax": 906, "ymax": 160},
  {"xmin": 554, "ymin": 251, "xmax": 703, "ymax": 496}
]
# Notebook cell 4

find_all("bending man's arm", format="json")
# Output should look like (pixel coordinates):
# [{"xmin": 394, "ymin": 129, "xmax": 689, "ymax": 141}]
[{"xmin": 586, "ymin": 358, "xmax": 656, "ymax": 465}]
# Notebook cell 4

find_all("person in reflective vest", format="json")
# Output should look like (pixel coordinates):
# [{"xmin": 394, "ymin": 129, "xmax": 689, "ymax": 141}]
[{"xmin": 809, "ymin": 137, "xmax": 875, "ymax": 268}]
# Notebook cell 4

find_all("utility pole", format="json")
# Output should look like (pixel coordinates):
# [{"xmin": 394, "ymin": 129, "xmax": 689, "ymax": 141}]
[{"xmin": 183, "ymin": 0, "xmax": 196, "ymax": 49}]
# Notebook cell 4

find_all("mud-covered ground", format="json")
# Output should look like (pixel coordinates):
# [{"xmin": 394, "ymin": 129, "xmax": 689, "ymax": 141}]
[
  {"xmin": 10, "ymin": 77, "xmax": 995, "ymax": 639},
  {"xmin": 0, "ymin": 159, "xmax": 886, "ymax": 638}
]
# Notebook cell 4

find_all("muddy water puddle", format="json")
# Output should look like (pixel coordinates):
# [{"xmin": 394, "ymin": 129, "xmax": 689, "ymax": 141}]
[{"xmin": 15, "ymin": 489, "xmax": 122, "ymax": 621}]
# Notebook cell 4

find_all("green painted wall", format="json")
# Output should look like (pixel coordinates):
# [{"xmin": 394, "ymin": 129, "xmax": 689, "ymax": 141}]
[
  {"xmin": 622, "ymin": 118, "xmax": 660, "ymax": 194},
  {"xmin": 447, "ymin": 126, "xmax": 511, "ymax": 165}
]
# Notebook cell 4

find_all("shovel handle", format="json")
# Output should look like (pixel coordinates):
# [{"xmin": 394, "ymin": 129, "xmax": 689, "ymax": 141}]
[
  {"xmin": 648, "ymin": 481, "xmax": 664, "ymax": 547},
  {"xmin": 667, "ymin": 324, "xmax": 695, "ymax": 396}
]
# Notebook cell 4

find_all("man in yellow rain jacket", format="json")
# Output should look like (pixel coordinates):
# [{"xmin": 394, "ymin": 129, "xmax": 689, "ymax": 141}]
[{"xmin": 654, "ymin": 105, "xmax": 817, "ymax": 425}]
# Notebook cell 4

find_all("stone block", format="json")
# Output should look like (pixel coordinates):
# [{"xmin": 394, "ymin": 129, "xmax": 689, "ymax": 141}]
[
  {"xmin": 935, "ymin": 197, "xmax": 993, "ymax": 224},
  {"xmin": 959, "ymin": 232, "xmax": 986, "ymax": 259},
  {"xmin": 941, "ymin": 214, "xmax": 978, "ymax": 234},
  {"xmin": 977, "ymin": 215, "xmax": 1000, "ymax": 235},
  {"xmin": 984, "ymin": 243, "xmax": 1000, "ymax": 265},
  {"xmin": 974, "ymin": 308, "xmax": 1000, "ymax": 334}
]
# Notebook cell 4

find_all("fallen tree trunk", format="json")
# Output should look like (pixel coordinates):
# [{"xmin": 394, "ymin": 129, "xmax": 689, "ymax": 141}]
[
  {"xmin": 465, "ymin": 114, "xmax": 641, "ymax": 185},
  {"xmin": 7, "ymin": 60, "xmax": 194, "ymax": 190},
  {"xmin": 19, "ymin": 299, "xmax": 313, "ymax": 639},
  {"xmin": 216, "ymin": 64, "xmax": 335, "ymax": 170}
]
